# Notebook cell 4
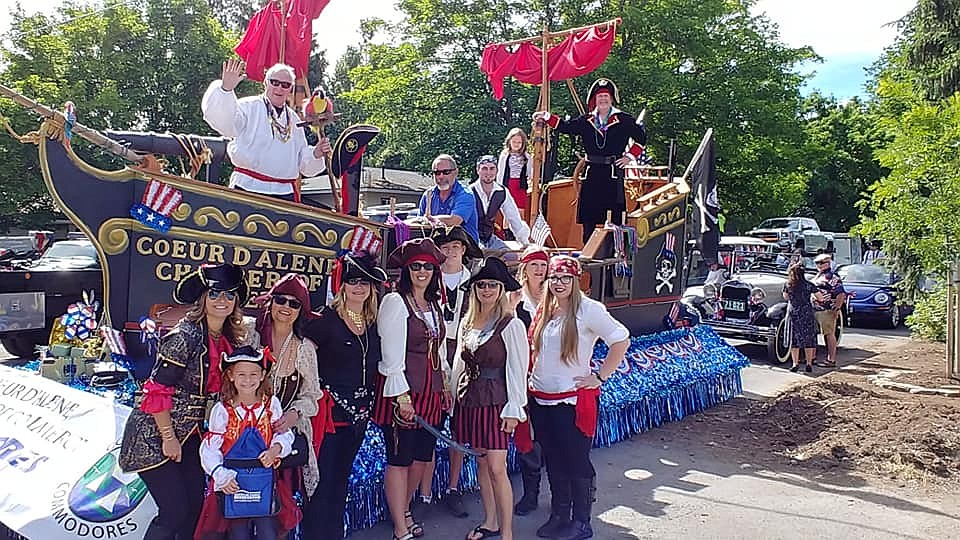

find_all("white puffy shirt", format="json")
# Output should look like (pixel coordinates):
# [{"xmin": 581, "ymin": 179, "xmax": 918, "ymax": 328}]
[
  {"xmin": 201, "ymin": 82, "xmax": 326, "ymax": 195},
  {"xmin": 529, "ymin": 296, "xmax": 629, "ymax": 405},
  {"xmin": 200, "ymin": 396, "xmax": 293, "ymax": 491}
]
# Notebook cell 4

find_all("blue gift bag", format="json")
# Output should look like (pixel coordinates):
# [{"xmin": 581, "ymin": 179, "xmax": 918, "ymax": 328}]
[{"xmin": 221, "ymin": 426, "xmax": 277, "ymax": 519}]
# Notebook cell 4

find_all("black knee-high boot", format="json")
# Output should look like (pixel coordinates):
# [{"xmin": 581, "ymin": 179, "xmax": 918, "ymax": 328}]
[
  {"xmin": 554, "ymin": 477, "xmax": 596, "ymax": 540},
  {"xmin": 514, "ymin": 443, "xmax": 542, "ymax": 516},
  {"xmin": 536, "ymin": 470, "xmax": 572, "ymax": 538}
]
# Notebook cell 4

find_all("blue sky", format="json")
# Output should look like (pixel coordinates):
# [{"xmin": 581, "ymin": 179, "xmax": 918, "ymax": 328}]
[{"xmin": 1, "ymin": 0, "xmax": 915, "ymax": 100}]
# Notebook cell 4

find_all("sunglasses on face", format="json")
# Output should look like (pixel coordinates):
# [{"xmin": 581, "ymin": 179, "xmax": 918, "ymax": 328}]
[
  {"xmin": 475, "ymin": 280, "xmax": 502, "ymax": 290},
  {"xmin": 816, "ymin": 261, "xmax": 830, "ymax": 265},
  {"xmin": 547, "ymin": 275, "xmax": 575, "ymax": 285},
  {"xmin": 344, "ymin": 277, "xmax": 369, "ymax": 286},
  {"xmin": 268, "ymin": 78, "xmax": 293, "ymax": 89},
  {"xmin": 207, "ymin": 290, "xmax": 237, "ymax": 301},
  {"xmin": 408, "ymin": 262, "xmax": 435, "ymax": 272},
  {"xmin": 272, "ymin": 295, "xmax": 302, "ymax": 309},
  {"xmin": 431, "ymin": 168, "xmax": 456, "ymax": 176}
]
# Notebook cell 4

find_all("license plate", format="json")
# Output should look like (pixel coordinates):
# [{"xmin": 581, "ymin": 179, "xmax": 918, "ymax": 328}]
[{"xmin": 723, "ymin": 299, "xmax": 746, "ymax": 312}]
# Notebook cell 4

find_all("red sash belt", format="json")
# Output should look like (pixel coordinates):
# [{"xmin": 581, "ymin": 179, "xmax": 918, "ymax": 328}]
[
  {"xmin": 530, "ymin": 387, "xmax": 601, "ymax": 438},
  {"xmin": 233, "ymin": 167, "xmax": 301, "ymax": 203},
  {"xmin": 310, "ymin": 393, "xmax": 336, "ymax": 456}
]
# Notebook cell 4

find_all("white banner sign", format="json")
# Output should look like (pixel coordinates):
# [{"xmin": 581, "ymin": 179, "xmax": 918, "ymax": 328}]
[{"xmin": 0, "ymin": 365, "xmax": 156, "ymax": 539}]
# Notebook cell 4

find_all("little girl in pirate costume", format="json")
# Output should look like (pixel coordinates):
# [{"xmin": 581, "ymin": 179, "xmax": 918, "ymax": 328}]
[
  {"xmin": 195, "ymin": 346, "xmax": 297, "ymax": 540},
  {"xmin": 527, "ymin": 256, "xmax": 629, "ymax": 540}
]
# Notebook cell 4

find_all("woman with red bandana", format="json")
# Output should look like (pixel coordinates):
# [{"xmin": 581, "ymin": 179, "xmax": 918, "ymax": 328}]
[
  {"xmin": 533, "ymin": 78, "xmax": 647, "ymax": 244},
  {"xmin": 119, "ymin": 264, "xmax": 256, "ymax": 540},
  {"xmin": 528, "ymin": 256, "xmax": 629, "ymax": 540},
  {"xmin": 372, "ymin": 238, "xmax": 453, "ymax": 540}
]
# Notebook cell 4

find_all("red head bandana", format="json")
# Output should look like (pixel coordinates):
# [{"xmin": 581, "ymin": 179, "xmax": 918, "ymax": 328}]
[
  {"xmin": 407, "ymin": 254, "xmax": 440, "ymax": 266},
  {"xmin": 521, "ymin": 249, "xmax": 549, "ymax": 264},
  {"xmin": 549, "ymin": 257, "xmax": 581, "ymax": 277}
]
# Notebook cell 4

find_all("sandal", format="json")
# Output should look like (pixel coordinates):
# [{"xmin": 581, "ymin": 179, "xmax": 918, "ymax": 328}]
[
  {"xmin": 405, "ymin": 510, "xmax": 424, "ymax": 538},
  {"xmin": 466, "ymin": 525, "xmax": 501, "ymax": 540},
  {"xmin": 815, "ymin": 360, "xmax": 836, "ymax": 367},
  {"xmin": 394, "ymin": 533, "xmax": 415, "ymax": 540}
]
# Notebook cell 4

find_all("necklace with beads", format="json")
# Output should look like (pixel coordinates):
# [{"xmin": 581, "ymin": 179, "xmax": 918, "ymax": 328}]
[
  {"xmin": 271, "ymin": 331, "xmax": 296, "ymax": 392},
  {"xmin": 409, "ymin": 294, "xmax": 441, "ymax": 371},
  {"xmin": 263, "ymin": 98, "xmax": 292, "ymax": 142},
  {"xmin": 346, "ymin": 308, "xmax": 365, "ymax": 331}
]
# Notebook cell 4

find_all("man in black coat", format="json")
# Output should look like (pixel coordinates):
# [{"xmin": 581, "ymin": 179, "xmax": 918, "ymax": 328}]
[{"xmin": 534, "ymin": 78, "xmax": 647, "ymax": 244}]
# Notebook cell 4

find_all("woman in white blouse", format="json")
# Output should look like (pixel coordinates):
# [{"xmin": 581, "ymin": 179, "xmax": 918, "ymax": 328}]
[
  {"xmin": 528, "ymin": 256, "xmax": 629, "ymax": 540},
  {"xmin": 451, "ymin": 257, "xmax": 528, "ymax": 540},
  {"xmin": 372, "ymin": 238, "xmax": 452, "ymax": 540}
]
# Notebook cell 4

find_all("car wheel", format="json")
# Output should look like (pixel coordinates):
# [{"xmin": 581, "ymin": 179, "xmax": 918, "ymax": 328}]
[
  {"xmin": 834, "ymin": 310, "xmax": 844, "ymax": 346},
  {"xmin": 889, "ymin": 306, "xmax": 901, "ymax": 329},
  {"xmin": 766, "ymin": 317, "xmax": 791, "ymax": 364}
]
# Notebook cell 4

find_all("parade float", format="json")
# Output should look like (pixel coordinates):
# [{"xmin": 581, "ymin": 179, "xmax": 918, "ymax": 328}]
[{"xmin": 0, "ymin": 8, "xmax": 747, "ymax": 539}]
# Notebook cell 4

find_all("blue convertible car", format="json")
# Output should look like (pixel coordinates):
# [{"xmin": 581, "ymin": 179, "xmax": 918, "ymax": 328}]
[{"xmin": 837, "ymin": 264, "xmax": 912, "ymax": 328}]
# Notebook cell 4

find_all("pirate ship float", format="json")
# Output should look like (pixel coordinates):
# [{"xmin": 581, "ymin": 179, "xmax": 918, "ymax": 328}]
[{"xmin": 0, "ymin": 13, "xmax": 747, "ymax": 538}]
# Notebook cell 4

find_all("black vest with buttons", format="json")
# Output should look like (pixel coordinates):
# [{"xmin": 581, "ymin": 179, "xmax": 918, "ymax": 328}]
[{"xmin": 474, "ymin": 188, "xmax": 507, "ymax": 242}]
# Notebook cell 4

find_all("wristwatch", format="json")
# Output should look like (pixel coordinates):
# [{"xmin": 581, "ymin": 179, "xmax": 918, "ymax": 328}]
[{"xmin": 594, "ymin": 372, "xmax": 606, "ymax": 384}]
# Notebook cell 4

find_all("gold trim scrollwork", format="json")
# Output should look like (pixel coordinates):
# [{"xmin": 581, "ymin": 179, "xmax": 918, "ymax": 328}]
[
  {"xmin": 172, "ymin": 202, "xmax": 192, "ymax": 221},
  {"xmin": 98, "ymin": 218, "xmax": 132, "ymax": 256},
  {"xmin": 193, "ymin": 206, "xmax": 240, "ymax": 230},
  {"xmin": 244, "ymin": 214, "xmax": 289, "ymax": 237},
  {"xmin": 653, "ymin": 206, "xmax": 682, "ymax": 229},
  {"xmin": 633, "ymin": 217, "xmax": 651, "ymax": 249},
  {"xmin": 292, "ymin": 223, "xmax": 339, "ymax": 247}
]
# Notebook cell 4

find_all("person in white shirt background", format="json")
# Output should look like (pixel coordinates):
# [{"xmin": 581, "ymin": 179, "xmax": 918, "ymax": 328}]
[
  {"xmin": 704, "ymin": 259, "xmax": 727, "ymax": 287},
  {"xmin": 862, "ymin": 240, "xmax": 885, "ymax": 264},
  {"xmin": 527, "ymin": 256, "xmax": 629, "ymax": 540},
  {"xmin": 471, "ymin": 155, "xmax": 531, "ymax": 252},
  {"xmin": 202, "ymin": 59, "xmax": 332, "ymax": 202}
]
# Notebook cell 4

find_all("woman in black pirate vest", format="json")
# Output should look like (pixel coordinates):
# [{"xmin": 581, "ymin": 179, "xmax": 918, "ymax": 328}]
[
  {"xmin": 119, "ymin": 264, "xmax": 254, "ymax": 540},
  {"xmin": 533, "ymin": 78, "xmax": 647, "ymax": 244},
  {"xmin": 528, "ymin": 256, "xmax": 629, "ymax": 540},
  {"xmin": 372, "ymin": 238, "xmax": 453, "ymax": 540},
  {"xmin": 302, "ymin": 253, "xmax": 387, "ymax": 539},
  {"xmin": 451, "ymin": 257, "xmax": 529, "ymax": 540}
]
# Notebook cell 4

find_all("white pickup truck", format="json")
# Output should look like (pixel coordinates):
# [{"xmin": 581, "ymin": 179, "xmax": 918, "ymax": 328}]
[{"xmin": 745, "ymin": 217, "xmax": 832, "ymax": 253}]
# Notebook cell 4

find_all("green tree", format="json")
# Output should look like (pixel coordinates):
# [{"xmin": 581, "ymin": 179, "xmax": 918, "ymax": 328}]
[
  {"xmin": 901, "ymin": 0, "xmax": 960, "ymax": 100},
  {"xmin": 0, "ymin": 0, "xmax": 236, "ymax": 230}
]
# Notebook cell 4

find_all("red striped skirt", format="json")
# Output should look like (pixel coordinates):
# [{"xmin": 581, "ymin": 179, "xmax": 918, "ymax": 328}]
[
  {"xmin": 371, "ymin": 373, "xmax": 444, "ymax": 429},
  {"xmin": 453, "ymin": 404, "xmax": 509, "ymax": 450}
]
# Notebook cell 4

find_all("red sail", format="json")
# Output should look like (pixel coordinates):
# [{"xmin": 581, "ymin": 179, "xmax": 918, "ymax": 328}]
[
  {"xmin": 480, "ymin": 23, "xmax": 617, "ymax": 99},
  {"xmin": 234, "ymin": 0, "xmax": 331, "ymax": 81}
]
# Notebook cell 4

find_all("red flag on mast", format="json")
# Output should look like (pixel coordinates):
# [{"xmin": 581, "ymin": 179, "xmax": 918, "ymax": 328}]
[
  {"xmin": 234, "ymin": 0, "xmax": 331, "ymax": 81},
  {"xmin": 480, "ymin": 22, "xmax": 618, "ymax": 99}
]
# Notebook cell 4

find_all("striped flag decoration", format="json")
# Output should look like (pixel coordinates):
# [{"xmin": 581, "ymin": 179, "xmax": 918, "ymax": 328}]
[
  {"xmin": 531, "ymin": 214, "xmax": 552, "ymax": 247},
  {"xmin": 348, "ymin": 226, "xmax": 383, "ymax": 256},
  {"xmin": 100, "ymin": 327, "xmax": 128, "ymax": 356},
  {"xmin": 129, "ymin": 179, "xmax": 183, "ymax": 233}
]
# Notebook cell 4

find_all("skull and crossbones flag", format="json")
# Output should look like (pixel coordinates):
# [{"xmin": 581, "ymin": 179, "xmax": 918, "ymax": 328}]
[{"xmin": 687, "ymin": 129, "xmax": 720, "ymax": 264}]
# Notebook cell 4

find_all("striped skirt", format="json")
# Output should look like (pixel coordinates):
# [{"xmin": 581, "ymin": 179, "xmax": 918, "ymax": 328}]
[
  {"xmin": 371, "ymin": 373, "xmax": 444, "ymax": 429},
  {"xmin": 453, "ymin": 404, "xmax": 509, "ymax": 451}
]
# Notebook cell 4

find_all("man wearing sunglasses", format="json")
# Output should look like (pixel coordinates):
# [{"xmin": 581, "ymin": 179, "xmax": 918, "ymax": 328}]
[
  {"xmin": 416, "ymin": 154, "xmax": 480, "ymax": 242},
  {"xmin": 471, "ymin": 154, "xmax": 531, "ymax": 252},
  {"xmin": 202, "ymin": 59, "xmax": 332, "ymax": 202}
]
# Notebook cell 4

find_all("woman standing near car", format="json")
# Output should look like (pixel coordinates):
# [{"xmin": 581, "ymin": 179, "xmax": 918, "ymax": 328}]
[
  {"xmin": 302, "ymin": 253, "xmax": 387, "ymax": 540},
  {"xmin": 782, "ymin": 262, "xmax": 818, "ymax": 373},
  {"xmin": 373, "ymin": 238, "xmax": 452, "ymax": 540},
  {"xmin": 119, "ymin": 263, "xmax": 254, "ymax": 540}
]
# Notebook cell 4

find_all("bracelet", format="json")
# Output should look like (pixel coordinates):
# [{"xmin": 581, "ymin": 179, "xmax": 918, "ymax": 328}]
[
  {"xmin": 396, "ymin": 394, "xmax": 412, "ymax": 405},
  {"xmin": 594, "ymin": 372, "xmax": 606, "ymax": 384}
]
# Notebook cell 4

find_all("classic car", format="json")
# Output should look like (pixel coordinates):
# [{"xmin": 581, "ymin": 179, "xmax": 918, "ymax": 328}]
[
  {"xmin": 684, "ymin": 240, "xmax": 843, "ymax": 364},
  {"xmin": 837, "ymin": 263, "xmax": 912, "ymax": 328}
]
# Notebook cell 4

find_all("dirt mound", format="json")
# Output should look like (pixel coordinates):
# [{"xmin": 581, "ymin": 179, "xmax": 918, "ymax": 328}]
[{"xmin": 657, "ymin": 340, "xmax": 960, "ymax": 490}]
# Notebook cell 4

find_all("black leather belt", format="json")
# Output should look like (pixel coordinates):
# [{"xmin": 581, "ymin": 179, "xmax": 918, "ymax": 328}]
[
  {"xmin": 477, "ymin": 367, "xmax": 505, "ymax": 380},
  {"xmin": 586, "ymin": 154, "xmax": 617, "ymax": 165}
]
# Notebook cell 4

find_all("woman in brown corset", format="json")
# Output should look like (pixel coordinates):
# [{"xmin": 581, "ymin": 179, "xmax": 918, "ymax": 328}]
[
  {"xmin": 373, "ymin": 237, "xmax": 452, "ymax": 540},
  {"xmin": 253, "ymin": 273, "xmax": 322, "ymax": 500},
  {"xmin": 452, "ymin": 257, "xmax": 529, "ymax": 540}
]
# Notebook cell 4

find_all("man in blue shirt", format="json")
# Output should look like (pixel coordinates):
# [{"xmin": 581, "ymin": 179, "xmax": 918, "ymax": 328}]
[{"xmin": 418, "ymin": 154, "xmax": 480, "ymax": 242}]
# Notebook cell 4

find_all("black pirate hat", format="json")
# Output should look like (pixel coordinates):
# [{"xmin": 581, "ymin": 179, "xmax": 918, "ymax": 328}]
[
  {"xmin": 468, "ymin": 257, "xmax": 521, "ymax": 292},
  {"xmin": 174, "ymin": 263, "xmax": 249, "ymax": 305},
  {"xmin": 221, "ymin": 345, "xmax": 273, "ymax": 372},
  {"xmin": 587, "ymin": 78, "xmax": 621, "ymax": 110},
  {"xmin": 431, "ymin": 225, "xmax": 483, "ymax": 260}
]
